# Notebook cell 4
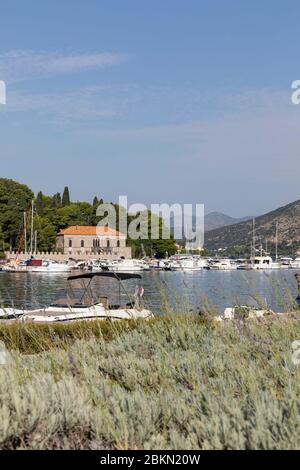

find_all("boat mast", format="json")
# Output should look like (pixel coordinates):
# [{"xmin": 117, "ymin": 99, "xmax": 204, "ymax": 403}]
[
  {"xmin": 23, "ymin": 211, "xmax": 27, "ymax": 254},
  {"xmin": 30, "ymin": 199, "xmax": 34, "ymax": 255},
  {"xmin": 34, "ymin": 230, "xmax": 37, "ymax": 254},
  {"xmin": 275, "ymin": 222, "xmax": 278, "ymax": 261},
  {"xmin": 252, "ymin": 218, "xmax": 255, "ymax": 260}
]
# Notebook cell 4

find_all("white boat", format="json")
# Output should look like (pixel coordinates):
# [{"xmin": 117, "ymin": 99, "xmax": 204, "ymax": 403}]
[
  {"xmin": 168, "ymin": 255, "xmax": 207, "ymax": 271},
  {"xmin": 236, "ymin": 259, "xmax": 253, "ymax": 270},
  {"xmin": 290, "ymin": 257, "xmax": 300, "ymax": 269},
  {"xmin": 103, "ymin": 259, "xmax": 146, "ymax": 272},
  {"xmin": 1, "ymin": 263, "xmax": 28, "ymax": 273},
  {"xmin": 279, "ymin": 257, "xmax": 293, "ymax": 268},
  {"xmin": 209, "ymin": 258, "xmax": 237, "ymax": 270},
  {"xmin": 251, "ymin": 256, "xmax": 280, "ymax": 270},
  {"xmin": 215, "ymin": 305, "xmax": 275, "ymax": 322},
  {"xmin": 0, "ymin": 272, "xmax": 153, "ymax": 323},
  {"xmin": 30, "ymin": 260, "xmax": 72, "ymax": 273}
]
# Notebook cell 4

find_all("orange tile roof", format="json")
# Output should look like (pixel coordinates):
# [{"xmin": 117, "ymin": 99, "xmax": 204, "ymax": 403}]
[{"xmin": 59, "ymin": 226, "xmax": 124, "ymax": 237}]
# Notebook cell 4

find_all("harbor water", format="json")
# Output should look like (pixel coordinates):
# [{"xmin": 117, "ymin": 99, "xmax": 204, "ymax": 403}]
[{"xmin": 0, "ymin": 269, "xmax": 298, "ymax": 314}]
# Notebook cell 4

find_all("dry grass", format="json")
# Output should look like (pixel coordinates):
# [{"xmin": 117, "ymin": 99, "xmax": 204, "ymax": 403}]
[{"xmin": 0, "ymin": 314, "xmax": 300, "ymax": 449}]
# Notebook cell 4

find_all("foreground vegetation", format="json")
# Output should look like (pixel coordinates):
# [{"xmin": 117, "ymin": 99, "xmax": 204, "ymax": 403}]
[{"xmin": 0, "ymin": 314, "xmax": 300, "ymax": 449}]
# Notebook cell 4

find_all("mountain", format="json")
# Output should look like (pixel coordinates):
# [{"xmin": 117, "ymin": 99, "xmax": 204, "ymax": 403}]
[
  {"xmin": 204, "ymin": 212, "xmax": 252, "ymax": 232},
  {"xmin": 170, "ymin": 212, "xmax": 252, "ymax": 240},
  {"xmin": 205, "ymin": 199, "xmax": 300, "ymax": 251}
]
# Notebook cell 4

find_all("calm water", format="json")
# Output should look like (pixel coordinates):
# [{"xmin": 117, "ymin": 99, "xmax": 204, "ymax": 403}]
[{"xmin": 0, "ymin": 269, "xmax": 299, "ymax": 313}]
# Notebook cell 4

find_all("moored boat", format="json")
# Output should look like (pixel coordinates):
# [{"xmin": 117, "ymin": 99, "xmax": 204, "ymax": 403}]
[{"xmin": 0, "ymin": 272, "xmax": 153, "ymax": 323}]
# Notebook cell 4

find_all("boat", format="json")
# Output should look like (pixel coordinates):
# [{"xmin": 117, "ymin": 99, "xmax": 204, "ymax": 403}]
[
  {"xmin": 102, "ymin": 258, "xmax": 147, "ymax": 272},
  {"xmin": 30, "ymin": 259, "xmax": 72, "ymax": 273},
  {"xmin": 209, "ymin": 258, "xmax": 237, "ymax": 270},
  {"xmin": 290, "ymin": 257, "xmax": 300, "ymax": 269},
  {"xmin": 251, "ymin": 256, "xmax": 281, "ymax": 270},
  {"xmin": 215, "ymin": 305, "xmax": 276, "ymax": 321},
  {"xmin": 167, "ymin": 255, "xmax": 207, "ymax": 271},
  {"xmin": 279, "ymin": 257, "xmax": 293, "ymax": 268},
  {"xmin": 1, "ymin": 261, "xmax": 29, "ymax": 273},
  {"xmin": 236, "ymin": 259, "xmax": 253, "ymax": 270},
  {"xmin": 0, "ymin": 272, "xmax": 153, "ymax": 323}
]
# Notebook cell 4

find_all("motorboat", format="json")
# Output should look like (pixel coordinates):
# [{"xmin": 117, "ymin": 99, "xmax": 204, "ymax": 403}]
[
  {"xmin": 167, "ymin": 255, "xmax": 207, "ymax": 271},
  {"xmin": 251, "ymin": 256, "xmax": 280, "ymax": 270},
  {"xmin": 290, "ymin": 257, "xmax": 300, "ymax": 269},
  {"xmin": 0, "ymin": 271, "xmax": 153, "ymax": 323},
  {"xmin": 236, "ymin": 259, "xmax": 253, "ymax": 270},
  {"xmin": 30, "ymin": 260, "xmax": 72, "ymax": 273},
  {"xmin": 102, "ymin": 258, "xmax": 147, "ymax": 272},
  {"xmin": 1, "ymin": 263, "xmax": 28, "ymax": 273},
  {"xmin": 215, "ymin": 305, "xmax": 275, "ymax": 322},
  {"xmin": 279, "ymin": 257, "xmax": 293, "ymax": 268},
  {"xmin": 209, "ymin": 258, "xmax": 237, "ymax": 270}
]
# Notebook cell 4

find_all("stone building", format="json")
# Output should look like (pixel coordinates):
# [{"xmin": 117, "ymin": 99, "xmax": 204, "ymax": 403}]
[{"xmin": 56, "ymin": 226, "xmax": 131, "ymax": 259}]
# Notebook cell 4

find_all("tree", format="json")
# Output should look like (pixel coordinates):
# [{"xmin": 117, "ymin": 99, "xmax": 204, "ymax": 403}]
[
  {"xmin": 36, "ymin": 191, "xmax": 44, "ymax": 216},
  {"xmin": 92, "ymin": 196, "xmax": 99, "ymax": 207},
  {"xmin": 0, "ymin": 178, "xmax": 34, "ymax": 249},
  {"xmin": 0, "ymin": 224, "xmax": 9, "ymax": 257},
  {"xmin": 33, "ymin": 215, "xmax": 57, "ymax": 252},
  {"xmin": 62, "ymin": 186, "xmax": 70, "ymax": 206},
  {"xmin": 127, "ymin": 209, "xmax": 177, "ymax": 258},
  {"xmin": 51, "ymin": 193, "xmax": 61, "ymax": 208}
]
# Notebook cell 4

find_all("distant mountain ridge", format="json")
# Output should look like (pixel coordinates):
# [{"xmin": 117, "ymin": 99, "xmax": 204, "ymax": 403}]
[
  {"xmin": 170, "ymin": 211, "xmax": 252, "ymax": 238},
  {"xmin": 204, "ymin": 212, "xmax": 252, "ymax": 232},
  {"xmin": 205, "ymin": 199, "xmax": 300, "ymax": 250}
]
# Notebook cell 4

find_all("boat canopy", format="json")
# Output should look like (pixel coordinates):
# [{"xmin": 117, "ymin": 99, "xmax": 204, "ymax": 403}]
[{"xmin": 67, "ymin": 271, "xmax": 142, "ymax": 281}]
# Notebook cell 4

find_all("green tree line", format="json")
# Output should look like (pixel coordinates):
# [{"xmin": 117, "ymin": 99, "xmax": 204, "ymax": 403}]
[{"xmin": 0, "ymin": 178, "xmax": 176, "ymax": 258}]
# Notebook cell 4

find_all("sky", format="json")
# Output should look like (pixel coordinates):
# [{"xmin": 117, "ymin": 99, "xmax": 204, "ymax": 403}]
[{"xmin": 0, "ymin": 0, "xmax": 300, "ymax": 217}]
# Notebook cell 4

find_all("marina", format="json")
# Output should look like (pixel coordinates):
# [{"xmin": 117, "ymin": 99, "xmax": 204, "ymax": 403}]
[{"xmin": 0, "ymin": 267, "xmax": 298, "ymax": 314}]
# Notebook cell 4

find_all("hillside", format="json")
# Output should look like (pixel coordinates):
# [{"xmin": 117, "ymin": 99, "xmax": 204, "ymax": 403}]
[
  {"xmin": 205, "ymin": 199, "xmax": 300, "ymax": 251},
  {"xmin": 170, "ymin": 212, "xmax": 251, "ymax": 237},
  {"xmin": 204, "ymin": 211, "xmax": 252, "ymax": 231}
]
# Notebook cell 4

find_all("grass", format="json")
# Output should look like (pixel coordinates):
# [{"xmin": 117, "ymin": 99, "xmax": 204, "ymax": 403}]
[{"xmin": 1, "ymin": 314, "xmax": 300, "ymax": 449}]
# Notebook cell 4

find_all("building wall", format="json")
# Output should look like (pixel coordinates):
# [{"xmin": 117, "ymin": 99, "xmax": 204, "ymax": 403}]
[
  {"xmin": 5, "ymin": 247, "xmax": 132, "ymax": 262},
  {"xmin": 57, "ymin": 234, "xmax": 126, "ymax": 257}
]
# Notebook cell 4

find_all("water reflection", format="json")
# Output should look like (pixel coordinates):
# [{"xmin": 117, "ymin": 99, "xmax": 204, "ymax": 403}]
[{"xmin": 0, "ymin": 270, "xmax": 298, "ymax": 313}]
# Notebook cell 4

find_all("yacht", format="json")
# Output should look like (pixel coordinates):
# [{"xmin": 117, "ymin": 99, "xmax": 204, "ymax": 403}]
[
  {"xmin": 251, "ymin": 256, "xmax": 280, "ymax": 270},
  {"xmin": 0, "ymin": 271, "xmax": 153, "ymax": 323},
  {"xmin": 101, "ymin": 258, "xmax": 147, "ymax": 272},
  {"xmin": 236, "ymin": 259, "xmax": 253, "ymax": 270},
  {"xmin": 279, "ymin": 257, "xmax": 293, "ymax": 268},
  {"xmin": 170, "ymin": 256, "xmax": 206, "ymax": 271},
  {"xmin": 290, "ymin": 257, "xmax": 300, "ymax": 269},
  {"xmin": 209, "ymin": 258, "xmax": 237, "ymax": 270},
  {"xmin": 30, "ymin": 260, "xmax": 72, "ymax": 273}
]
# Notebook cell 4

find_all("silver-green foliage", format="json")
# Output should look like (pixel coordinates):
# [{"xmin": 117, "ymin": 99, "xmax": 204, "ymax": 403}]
[{"xmin": 0, "ymin": 316, "xmax": 300, "ymax": 449}]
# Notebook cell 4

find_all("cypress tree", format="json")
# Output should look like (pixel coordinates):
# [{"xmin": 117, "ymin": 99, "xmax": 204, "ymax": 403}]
[
  {"xmin": 36, "ymin": 191, "xmax": 44, "ymax": 216},
  {"xmin": 52, "ymin": 192, "xmax": 61, "ymax": 207},
  {"xmin": 62, "ymin": 186, "xmax": 70, "ymax": 206}
]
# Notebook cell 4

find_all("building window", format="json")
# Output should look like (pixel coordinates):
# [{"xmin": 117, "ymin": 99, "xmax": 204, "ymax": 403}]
[
  {"xmin": 81, "ymin": 240, "xmax": 84, "ymax": 248},
  {"xmin": 69, "ymin": 239, "xmax": 72, "ymax": 248},
  {"xmin": 117, "ymin": 240, "xmax": 120, "ymax": 248},
  {"xmin": 93, "ymin": 239, "xmax": 100, "ymax": 248},
  {"xmin": 106, "ymin": 239, "xmax": 110, "ymax": 248}
]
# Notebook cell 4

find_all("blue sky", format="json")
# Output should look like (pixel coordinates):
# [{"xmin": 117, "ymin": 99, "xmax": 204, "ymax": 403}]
[{"xmin": 0, "ymin": 0, "xmax": 300, "ymax": 216}]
